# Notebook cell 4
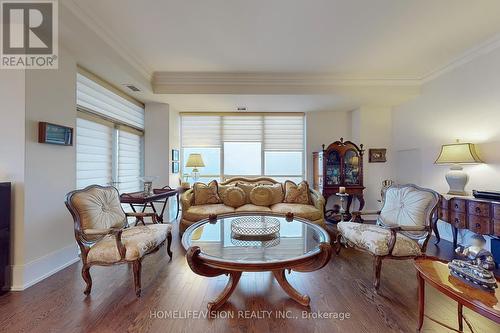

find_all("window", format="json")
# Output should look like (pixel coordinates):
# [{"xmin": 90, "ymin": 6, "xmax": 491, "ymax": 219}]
[
  {"xmin": 76, "ymin": 71, "xmax": 145, "ymax": 192},
  {"xmin": 181, "ymin": 113, "xmax": 304, "ymax": 182}
]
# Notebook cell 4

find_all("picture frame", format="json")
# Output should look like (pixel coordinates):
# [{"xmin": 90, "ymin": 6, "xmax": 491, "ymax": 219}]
[
  {"xmin": 38, "ymin": 122, "xmax": 73, "ymax": 146},
  {"xmin": 369, "ymin": 148, "xmax": 387, "ymax": 163},
  {"xmin": 172, "ymin": 149, "xmax": 179, "ymax": 161},
  {"xmin": 172, "ymin": 161, "xmax": 179, "ymax": 173}
]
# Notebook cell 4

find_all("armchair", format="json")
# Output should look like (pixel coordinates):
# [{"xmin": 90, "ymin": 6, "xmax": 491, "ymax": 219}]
[
  {"xmin": 336, "ymin": 184, "xmax": 439, "ymax": 290},
  {"xmin": 65, "ymin": 185, "xmax": 173, "ymax": 297}
]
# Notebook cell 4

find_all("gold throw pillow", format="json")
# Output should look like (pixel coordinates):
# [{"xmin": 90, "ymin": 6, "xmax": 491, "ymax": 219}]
[
  {"xmin": 249, "ymin": 184, "xmax": 284, "ymax": 206},
  {"xmin": 193, "ymin": 180, "xmax": 221, "ymax": 205},
  {"xmin": 236, "ymin": 183, "xmax": 256, "ymax": 203},
  {"xmin": 284, "ymin": 180, "xmax": 311, "ymax": 204},
  {"xmin": 221, "ymin": 187, "xmax": 246, "ymax": 208}
]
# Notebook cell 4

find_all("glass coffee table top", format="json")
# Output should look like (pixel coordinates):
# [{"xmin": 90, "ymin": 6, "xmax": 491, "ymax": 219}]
[{"xmin": 181, "ymin": 213, "xmax": 330, "ymax": 264}]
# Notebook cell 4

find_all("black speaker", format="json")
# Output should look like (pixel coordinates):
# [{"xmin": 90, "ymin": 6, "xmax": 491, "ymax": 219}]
[{"xmin": 0, "ymin": 182, "xmax": 11, "ymax": 293}]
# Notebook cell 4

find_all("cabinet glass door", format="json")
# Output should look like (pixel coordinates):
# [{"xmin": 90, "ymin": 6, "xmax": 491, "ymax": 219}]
[
  {"xmin": 325, "ymin": 151, "xmax": 341, "ymax": 186},
  {"xmin": 344, "ymin": 150, "xmax": 360, "ymax": 185}
]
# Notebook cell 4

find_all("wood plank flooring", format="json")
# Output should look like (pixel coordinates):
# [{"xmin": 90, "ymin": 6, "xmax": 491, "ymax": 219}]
[{"xmin": 1, "ymin": 218, "xmax": 499, "ymax": 332}]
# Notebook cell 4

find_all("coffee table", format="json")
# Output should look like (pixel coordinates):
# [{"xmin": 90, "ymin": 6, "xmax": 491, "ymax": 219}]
[
  {"xmin": 181, "ymin": 213, "xmax": 332, "ymax": 311},
  {"xmin": 414, "ymin": 257, "xmax": 500, "ymax": 332}
]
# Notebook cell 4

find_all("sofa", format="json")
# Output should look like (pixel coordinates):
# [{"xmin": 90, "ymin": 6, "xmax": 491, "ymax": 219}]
[{"xmin": 180, "ymin": 177, "xmax": 325, "ymax": 234}]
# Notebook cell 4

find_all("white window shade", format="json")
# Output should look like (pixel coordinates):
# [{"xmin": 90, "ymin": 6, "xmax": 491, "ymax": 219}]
[
  {"xmin": 264, "ymin": 115, "xmax": 304, "ymax": 151},
  {"xmin": 76, "ymin": 117, "xmax": 113, "ymax": 189},
  {"xmin": 118, "ymin": 128, "xmax": 143, "ymax": 193},
  {"xmin": 77, "ymin": 73, "xmax": 145, "ymax": 130},
  {"xmin": 222, "ymin": 116, "xmax": 262, "ymax": 142},
  {"xmin": 181, "ymin": 115, "xmax": 221, "ymax": 147}
]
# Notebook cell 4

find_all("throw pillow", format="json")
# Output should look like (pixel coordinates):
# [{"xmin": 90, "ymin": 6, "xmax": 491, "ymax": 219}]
[
  {"xmin": 236, "ymin": 183, "xmax": 256, "ymax": 203},
  {"xmin": 284, "ymin": 180, "xmax": 311, "ymax": 204},
  {"xmin": 249, "ymin": 184, "xmax": 284, "ymax": 206},
  {"xmin": 221, "ymin": 186, "xmax": 246, "ymax": 208},
  {"xmin": 217, "ymin": 183, "xmax": 234, "ymax": 199},
  {"xmin": 193, "ymin": 180, "xmax": 221, "ymax": 205}
]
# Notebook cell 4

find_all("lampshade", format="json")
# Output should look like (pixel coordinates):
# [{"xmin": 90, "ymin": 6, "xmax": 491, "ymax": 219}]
[
  {"xmin": 185, "ymin": 153, "xmax": 205, "ymax": 168},
  {"xmin": 435, "ymin": 142, "xmax": 483, "ymax": 164}
]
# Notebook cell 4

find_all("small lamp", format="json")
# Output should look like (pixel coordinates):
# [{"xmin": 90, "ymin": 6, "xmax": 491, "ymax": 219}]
[
  {"xmin": 435, "ymin": 140, "xmax": 483, "ymax": 195},
  {"xmin": 185, "ymin": 153, "xmax": 205, "ymax": 183}
]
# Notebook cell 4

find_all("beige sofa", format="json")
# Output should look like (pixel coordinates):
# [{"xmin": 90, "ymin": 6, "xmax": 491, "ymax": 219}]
[{"xmin": 180, "ymin": 177, "xmax": 325, "ymax": 234}]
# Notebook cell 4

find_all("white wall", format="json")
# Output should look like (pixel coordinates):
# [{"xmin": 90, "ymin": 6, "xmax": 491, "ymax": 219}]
[
  {"xmin": 145, "ymin": 103, "xmax": 170, "ymax": 188},
  {"xmin": 393, "ymin": 45, "xmax": 500, "ymax": 245},
  {"xmin": 18, "ymin": 47, "xmax": 79, "ymax": 289},
  {"xmin": 0, "ymin": 70, "xmax": 26, "ymax": 286}
]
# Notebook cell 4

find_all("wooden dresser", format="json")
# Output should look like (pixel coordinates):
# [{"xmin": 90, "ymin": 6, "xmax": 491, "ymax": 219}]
[
  {"xmin": 0, "ymin": 182, "xmax": 11, "ymax": 294},
  {"xmin": 436, "ymin": 194, "xmax": 500, "ymax": 248}
]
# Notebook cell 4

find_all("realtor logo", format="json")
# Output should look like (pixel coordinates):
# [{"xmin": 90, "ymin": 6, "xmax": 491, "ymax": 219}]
[{"xmin": 1, "ymin": 0, "xmax": 58, "ymax": 69}]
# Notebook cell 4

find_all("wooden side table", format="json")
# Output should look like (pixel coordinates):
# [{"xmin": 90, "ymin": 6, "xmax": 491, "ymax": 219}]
[
  {"xmin": 414, "ymin": 257, "xmax": 500, "ymax": 332},
  {"xmin": 120, "ymin": 186, "xmax": 180, "ymax": 224}
]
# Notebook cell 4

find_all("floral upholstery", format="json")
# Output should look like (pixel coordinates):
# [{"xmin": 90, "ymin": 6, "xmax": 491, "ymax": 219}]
[
  {"xmin": 284, "ymin": 180, "xmax": 311, "ymax": 204},
  {"xmin": 86, "ymin": 223, "xmax": 171, "ymax": 263},
  {"xmin": 270, "ymin": 203, "xmax": 322, "ymax": 221},
  {"xmin": 183, "ymin": 204, "xmax": 235, "ymax": 221},
  {"xmin": 337, "ymin": 222, "xmax": 421, "ymax": 257}
]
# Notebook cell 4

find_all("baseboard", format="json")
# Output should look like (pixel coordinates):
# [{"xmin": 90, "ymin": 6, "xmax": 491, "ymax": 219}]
[{"xmin": 9, "ymin": 243, "xmax": 79, "ymax": 291}]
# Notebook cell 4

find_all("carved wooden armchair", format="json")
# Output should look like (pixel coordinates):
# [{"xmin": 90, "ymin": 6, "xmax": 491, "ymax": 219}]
[
  {"xmin": 336, "ymin": 184, "xmax": 439, "ymax": 290},
  {"xmin": 65, "ymin": 185, "xmax": 173, "ymax": 297}
]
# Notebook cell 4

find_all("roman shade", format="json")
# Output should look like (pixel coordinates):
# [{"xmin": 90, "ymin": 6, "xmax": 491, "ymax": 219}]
[
  {"xmin": 181, "ymin": 115, "xmax": 222, "ymax": 148},
  {"xmin": 77, "ymin": 73, "xmax": 145, "ymax": 130},
  {"xmin": 117, "ymin": 127, "xmax": 143, "ymax": 193}
]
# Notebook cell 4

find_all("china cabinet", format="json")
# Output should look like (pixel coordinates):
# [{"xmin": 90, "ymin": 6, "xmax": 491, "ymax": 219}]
[{"xmin": 313, "ymin": 138, "xmax": 365, "ymax": 222}]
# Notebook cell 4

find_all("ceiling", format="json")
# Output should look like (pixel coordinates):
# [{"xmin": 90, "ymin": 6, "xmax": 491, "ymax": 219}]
[{"xmin": 61, "ymin": 0, "xmax": 500, "ymax": 111}]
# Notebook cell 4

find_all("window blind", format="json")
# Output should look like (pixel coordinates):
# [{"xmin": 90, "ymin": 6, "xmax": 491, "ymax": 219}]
[
  {"xmin": 181, "ymin": 115, "xmax": 222, "ymax": 147},
  {"xmin": 222, "ymin": 116, "xmax": 262, "ymax": 142},
  {"xmin": 264, "ymin": 115, "xmax": 304, "ymax": 151},
  {"xmin": 76, "ymin": 117, "xmax": 113, "ymax": 189},
  {"xmin": 77, "ymin": 73, "xmax": 145, "ymax": 130},
  {"xmin": 117, "ymin": 128, "xmax": 143, "ymax": 193}
]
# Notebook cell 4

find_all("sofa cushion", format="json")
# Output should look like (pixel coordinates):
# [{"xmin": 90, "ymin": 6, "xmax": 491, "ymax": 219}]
[
  {"xmin": 249, "ymin": 184, "xmax": 283, "ymax": 206},
  {"xmin": 283, "ymin": 180, "xmax": 310, "ymax": 204},
  {"xmin": 193, "ymin": 180, "xmax": 221, "ymax": 205},
  {"xmin": 221, "ymin": 186, "xmax": 246, "ymax": 208},
  {"xmin": 87, "ymin": 224, "xmax": 171, "ymax": 263},
  {"xmin": 184, "ymin": 204, "xmax": 235, "ymax": 221},
  {"xmin": 270, "ymin": 203, "xmax": 322, "ymax": 221},
  {"xmin": 235, "ymin": 204, "xmax": 272, "ymax": 213},
  {"xmin": 236, "ymin": 183, "xmax": 257, "ymax": 203},
  {"xmin": 337, "ymin": 222, "xmax": 421, "ymax": 257}
]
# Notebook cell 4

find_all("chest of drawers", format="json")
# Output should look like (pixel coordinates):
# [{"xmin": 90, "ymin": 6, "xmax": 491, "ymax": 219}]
[{"xmin": 437, "ymin": 194, "xmax": 500, "ymax": 248}]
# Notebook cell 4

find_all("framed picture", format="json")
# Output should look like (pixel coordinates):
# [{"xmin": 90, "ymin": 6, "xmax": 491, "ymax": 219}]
[
  {"xmin": 369, "ymin": 148, "xmax": 387, "ymax": 163},
  {"xmin": 172, "ymin": 149, "xmax": 180, "ymax": 161},
  {"xmin": 172, "ymin": 161, "xmax": 179, "ymax": 173}
]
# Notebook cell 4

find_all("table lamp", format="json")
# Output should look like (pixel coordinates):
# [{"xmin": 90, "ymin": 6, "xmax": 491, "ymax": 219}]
[
  {"xmin": 185, "ymin": 153, "xmax": 205, "ymax": 183},
  {"xmin": 435, "ymin": 140, "xmax": 483, "ymax": 195}
]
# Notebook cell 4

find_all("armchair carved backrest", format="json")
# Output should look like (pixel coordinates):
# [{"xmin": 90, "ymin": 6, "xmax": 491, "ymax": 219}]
[
  {"xmin": 378, "ymin": 184, "xmax": 439, "ymax": 243},
  {"xmin": 65, "ymin": 185, "xmax": 127, "ymax": 245}
]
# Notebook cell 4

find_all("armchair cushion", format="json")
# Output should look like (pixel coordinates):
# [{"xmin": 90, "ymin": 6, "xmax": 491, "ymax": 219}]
[
  {"xmin": 87, "ymin": 224, "xmax": 172, "ymax": 263},
  {"xmin": 337, "ymin": 222, "xmax": 421, "ymax": 257},
  {"xmin": 379, "ymin": 186, "xmax": 436, "ymax": 229},
  {"xmin": 70, "ymin": 186, "xmax": 126, "ymax": 234},
  {"xmin": 270, "ymin": 203, "xmax": 322, "ymax": 221}
]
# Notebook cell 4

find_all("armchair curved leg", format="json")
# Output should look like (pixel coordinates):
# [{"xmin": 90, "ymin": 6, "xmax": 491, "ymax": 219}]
[
  {"xmin": 166, "ymin": 232, "xmax": 173, "ymax": 259},
  {"xmin": 82, "ymin": 265, "xmax": 92, "ymax": 295},
  {"xmin": 373, "ymin": 256, "xmax": 382, "ymax": 291},
  {"xmin": 133, "ymin": 260, "xmax": 142, "ymax": 297}
]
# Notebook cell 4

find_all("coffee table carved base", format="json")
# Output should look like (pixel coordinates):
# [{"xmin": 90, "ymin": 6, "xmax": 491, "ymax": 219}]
[{"xmin": 186, "ymin": 243, "xmax": 332, "ymax": 310}]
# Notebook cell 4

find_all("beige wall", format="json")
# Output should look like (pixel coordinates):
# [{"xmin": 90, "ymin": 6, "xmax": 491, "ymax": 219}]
[
  {"xmin": 393, "ymin": 45, "xmax": 500, "ymax": 245},
  {"xmin": 0, "ymin": 70, "xmax": 26, "ymax": 284},
  {"xmin": 168, "ymin": 108, "xmax": 181, "ymax": 188},
  {"xmin": 145, "ymin": 103, "xmax": 170, "ymax": 188}
]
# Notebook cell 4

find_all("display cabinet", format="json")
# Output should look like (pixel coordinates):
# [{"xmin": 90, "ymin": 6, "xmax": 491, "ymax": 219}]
[{"xmin": 313, "ymin": 138, "xmax": 365, "ymax": 222}]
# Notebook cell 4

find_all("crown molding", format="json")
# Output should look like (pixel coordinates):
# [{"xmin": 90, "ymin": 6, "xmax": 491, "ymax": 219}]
[
  {"xmin": 420, "ymin": 32, "xmax": 500, "ymax": 83},
  {"xmin": 61, "ymin": 0, "xmax": 153, "ymax": 82}
]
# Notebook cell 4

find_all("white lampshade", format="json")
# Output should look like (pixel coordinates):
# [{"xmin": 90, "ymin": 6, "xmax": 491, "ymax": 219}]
[
  {"xmin": 435, "ymin": 142, "xmax": 483, "ymax": 164},
  {"xmin": 185, "ymin": 153, "xmax": 205, "ymax": 168}
]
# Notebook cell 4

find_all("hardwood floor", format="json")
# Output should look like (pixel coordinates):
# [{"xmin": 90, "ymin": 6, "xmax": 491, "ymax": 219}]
[{"xmin": 1, "ymin": 218, "xmax": 499, "ymax": 332}]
